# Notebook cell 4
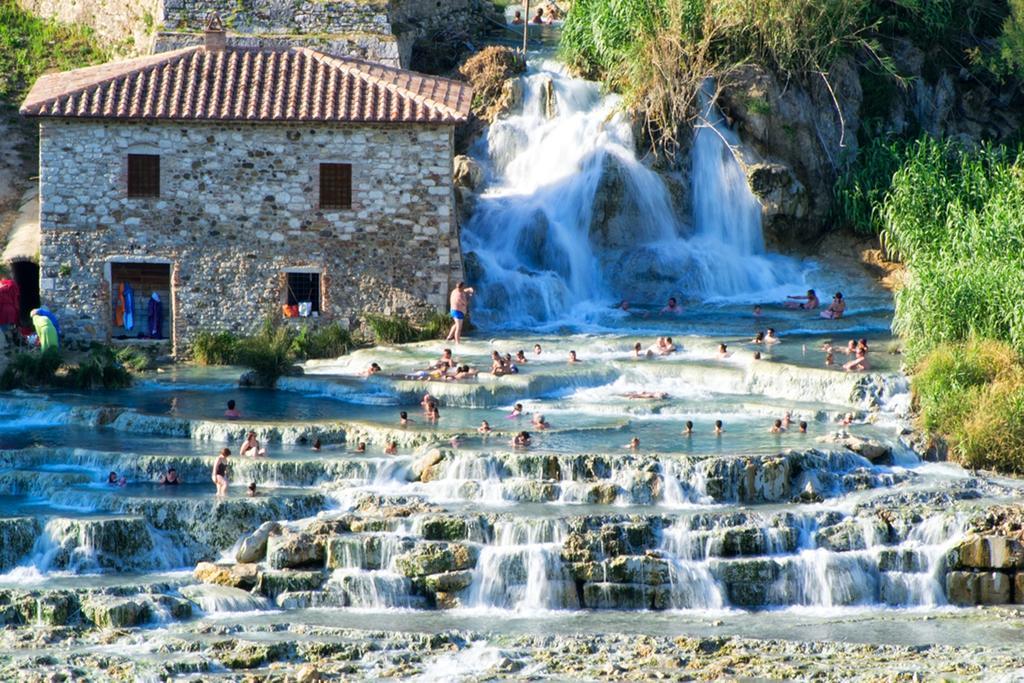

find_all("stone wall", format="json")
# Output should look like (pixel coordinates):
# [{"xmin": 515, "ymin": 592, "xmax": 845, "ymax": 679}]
[
  {"xmin": 945, "ymin": 533, "xmax": 1024, "ymax": 606},
  {"xmin": 17, "ymin": 0, "xmax": 163, "ymax": 55},
  {"xmin": 37, "ymin": 119, "xmax": 461, "ymax": 355},
  {"xmin": 155, "ymin": 0, "xmax": 496, "ymax": 67}
]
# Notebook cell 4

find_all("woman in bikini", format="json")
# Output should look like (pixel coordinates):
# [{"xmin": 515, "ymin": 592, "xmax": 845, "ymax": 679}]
[{"xmin": 212, "ymin": 448, "xmax": 230, "ymax": 496}]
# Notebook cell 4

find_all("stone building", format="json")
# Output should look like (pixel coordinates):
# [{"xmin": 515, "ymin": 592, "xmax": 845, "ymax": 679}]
[{"xmin": 20, "ymin": 24, "xmax": 471, "ymax": 355}]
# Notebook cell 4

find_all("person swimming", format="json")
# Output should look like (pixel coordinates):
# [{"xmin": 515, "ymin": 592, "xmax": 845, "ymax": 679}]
[
  {"xmin": 625, "ymin": 437, "xmax": 640, "ymax": 451},
  {"xmin": 753, "ymin": 305, "xmax": 763, "ymax": 318},
  {"xmin": 509, "ymin": 403, "xmax": 524, "ymax": 418},
  {"xmin": 515, "ymin": 349, "xmax": 528, "ymax": 364},
  {"xmin": 785, "ymin": 289, "xmax": 819, "ymax": 310},
  {"xmin": 355, "ymin": 442, "xmax": 367, "ymax": 453},
  {"xmin": 683, "ymin": 420, "xmax": 693, "ymax": 436},
  {"xmin": 513, "ymin": 431, "xmax": 532, "ymax": 448},
  {"xmin": 718, "ymin": 344, "xmax": 730, "ymax": 358},
  {"xmin": 751, "ymin": 331, "xmax": 765, "ymax": 344},
  {"xmin": 384, "ymin": 441, "xmax": 398, "ymax": 455},
  {"xmin": 714, "ymin": 420, "xmax": 724, "ymax": 435},
  {"xmin": 798, "ymin": 421, "xmax": 808, "ymax": 433},
  {"xmin": 534, "ymin": 343, "xmax": 542, "ymax": 356},
  {"xmin": 240, "ymin": 431, "xmax": 267, "ymax": 458},
  {"xmin": 765, "ymin": 328, "xmax": 780, "ymax": 344},
  {"xmin": 821, "ymin": 292, "xmax": 846, "ymax": 319},
  {"xmin": 769, "ymin": 419, "xmax": 786, "ymax": 434},
  {"xmin": 661, "ymin": 297, "xmax": 682, "ymax": 314},
  {"xmin": 568, "ymin": 350, "xmax": 580, "ymax": 363},
  {"xmin": 478, "ymin": 420, "xmax": 492, "ymax": 434},
  {"xmin": 400, "ymin": 411, "xmax": 412, "ymax": 427},
  {"xmin": 753, "ymin": 351, "xmax": 762, "ymax": 360},
  {"xmin": 532, "ymin": 413, "xmax": 551, "ymax": 430},
  {"xmin": 363, "ymin": 362, "xmax": 382, "ymax": 376},
  {"xmin": 160, "ymin": 468, "xmax": 180, "ymax": 486}
]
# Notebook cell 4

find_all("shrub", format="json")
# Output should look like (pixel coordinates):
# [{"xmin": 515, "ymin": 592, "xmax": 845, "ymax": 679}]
[
  {"xmin": 458, "ymin": 46, "xmax": 526, "ymax": 118},
  {"xmin": 115, "ymin": 346, "xmax": 152, "ymax": 373},
  {"xmin": 65, "ymin": 346, "xmax": 132, "ymax": 389},
  {"xmin": 234, "ymin": 320, "xmax": 297, "ymax": 387},
  {"xmin": 877, "ymin": 138, "xmax": 1024, "ymax": 361},
  {"xmin": 363, "ymin": 314, "xmax": 422, "ymax": 345},
  {"xmin": 911, "ymin": 338, "xmax": 1018, "ymax": 433},
  {"xmin": 954, "ymin": 378, "xmax": 1024, "ymax": 474},
  {"xmin": 0, "ymin": 347, "xmax": 63, "ymax": 389},
  {"xmin": 191, "ymin": 331, "xmax": 239, "ymax": 365},
  {"xmin": 912, "ymin": 338, "xmax": 1024, "ymax": 474},
  {"xmin": 417, "ymin": 311, "xmax": 453, "ymax": 341},
  {"xmin": 292, "ymin": 323, "xmax": 353, "ymax": 360}
]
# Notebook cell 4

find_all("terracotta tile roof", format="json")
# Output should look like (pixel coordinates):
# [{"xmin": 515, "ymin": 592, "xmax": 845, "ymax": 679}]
[{"xmin": 20, "ymin": 46, "xmax": 472, "ymax": 124}]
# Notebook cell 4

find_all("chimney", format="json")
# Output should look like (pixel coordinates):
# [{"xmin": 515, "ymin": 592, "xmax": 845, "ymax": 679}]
[{"xmin": 204, "ymin": 13, "xmax": 226, "ymax": 52}]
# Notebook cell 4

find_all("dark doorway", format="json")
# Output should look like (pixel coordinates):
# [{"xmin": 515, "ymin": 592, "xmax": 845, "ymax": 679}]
[{"xmin": 10, "ymin": 261, "xmax": 39, "ymax": 324}]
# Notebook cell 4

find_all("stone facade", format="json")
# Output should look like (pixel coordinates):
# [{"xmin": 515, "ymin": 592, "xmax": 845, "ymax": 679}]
[{"xmin": 38, "ymin": 119, "xmax": 461, "ymax": 354}]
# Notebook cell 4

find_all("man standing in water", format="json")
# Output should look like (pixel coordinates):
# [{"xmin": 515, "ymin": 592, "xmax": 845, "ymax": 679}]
[{"xmin": 446, "ymin": 281, "xmax": 475, "ymax": 344}]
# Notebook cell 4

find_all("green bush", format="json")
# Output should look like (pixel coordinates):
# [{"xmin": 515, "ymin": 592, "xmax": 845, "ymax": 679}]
[
  {"xmin": 834, "ymin": 134, "xmax": 907, "ymax": 234},
  {"xmin": 911, "ymin": 339, "xmax": 1024, "ymax": 474},
  {"xmin": 417, "ymin": 311, "xmax": 453, "ymax": 341},
  {"xmin": 954, "ymin": 378, "xmax": 1024, "ymax": 473},
  {"xmin": 292, "ymin": 323, "xmax": 353, "ymax": 360},
  {"xmin": 877, "ymin": 137, "xmax": 1024, "ymax": 361},
  {"xmin": 0, "ymin": 347, "xmax": 63, "ymax": 389},
  {"xmin": 911, "ymin": 338, "xmax": 1018, "ymax": 433},
  {"xmin": 115, "ymin": 346, "xmax": 152, "ymax": 373},
  {"xmin": 190, "ymin": 331, "xmax": 239, "ymax": 365},
  {"xmin": 234, "ymin": 320, "xmax": 297, "ymax": 387},
  {"xmin": 363, "ymin": 314, "xmax": 422, "ymax": 344},
  {"xmin": 65, "ymin": 346, "xmax": 132, "ymax": 389},
  {"xmin": 0, "ymin": 0, "xmax": 109, "ymax": 104}
]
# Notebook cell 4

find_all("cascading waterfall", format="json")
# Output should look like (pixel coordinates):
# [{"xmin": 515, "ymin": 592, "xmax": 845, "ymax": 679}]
[{"xmin": 461, "ymin": 59, "xmax": 807, "ymax": 327}]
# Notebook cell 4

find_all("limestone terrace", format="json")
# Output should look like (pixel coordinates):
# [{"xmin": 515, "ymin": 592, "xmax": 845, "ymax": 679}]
[{"xmin": 20, "ymin": 45, "xmax": 473, "ymax": 124}]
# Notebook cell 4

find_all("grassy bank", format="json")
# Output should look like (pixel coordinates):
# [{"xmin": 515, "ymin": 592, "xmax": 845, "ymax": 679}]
[{"xmin": 0, "ymin": 0, "xmax": 108, "ymax": 106}]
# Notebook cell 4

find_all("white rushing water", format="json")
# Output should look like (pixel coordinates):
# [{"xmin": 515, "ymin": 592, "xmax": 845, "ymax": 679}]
[{"xmin": 462, "ymin": 59, "xmax": 807, "ymax": 328}]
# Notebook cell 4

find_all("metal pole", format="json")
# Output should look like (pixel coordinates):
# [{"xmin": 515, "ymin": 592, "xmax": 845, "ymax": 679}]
[{"xmin": 522, "ymin": 0, "xmax": 529, "ymax": 54}]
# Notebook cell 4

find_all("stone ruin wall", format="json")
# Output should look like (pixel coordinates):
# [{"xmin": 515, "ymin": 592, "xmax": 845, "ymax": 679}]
[{"xmin": 19, "ymin": 0, "xmax": 494, "ymax": 67}]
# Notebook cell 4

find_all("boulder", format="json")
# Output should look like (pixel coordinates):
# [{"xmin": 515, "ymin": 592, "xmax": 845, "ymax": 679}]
[
  {"xmin": 422, "ymin": 570, "xmax": 474, "ymax": 593},
  {"xmin": 236, "ymin": 521, "xmax": 280, "ymax": 564},
  {"xmin": 395, "ymin": 542, "xmax": 478, "ymax": 578},
  {"xmin": 411, "ymin": 449, "xmax": 447, "ymax": 483},
  {"xmin": 1015, "ymin": 572, "xmax": 1024, "ymax": 605},
  {"xmin": 978, "ymin": 572, "xmax": 1011, "ymax": 605},
  {"xmin": 255, "ymin": 570, "xmax": 326, "ymax": 598},
  {"xmin": 419, "ymin": 515, "xmax": 469, "ymax": 542},
  {"xmin": 946, "ymin": 571, "xmax": 979, "ymax": 605},
  {"xmin": 266, "ymin": 532, "xmax": 325, "ymax": 570},
  {"xmin": 453, "ymin": 156, "xmax": 483, "ymax": 191},
  {"xmin": 948, "ymin": 535, "xmax": 1022, "ymax": 571},
  {"xmin": 81, "ymin": 595, "xmax": 149, "ymax": 629},
  {"xmin": 194, "ymin": 562, "xmax": 259, "ymax": 590}
]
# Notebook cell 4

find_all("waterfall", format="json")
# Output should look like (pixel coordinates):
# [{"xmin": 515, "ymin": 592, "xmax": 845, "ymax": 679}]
[{"xmin": 461, "ymin": 59, "xmax": 807, "ymax": 328}]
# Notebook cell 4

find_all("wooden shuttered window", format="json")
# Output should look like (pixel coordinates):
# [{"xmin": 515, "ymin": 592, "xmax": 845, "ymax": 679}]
[
  {"xmin": 319, "ymin": 163, "xmax": 352, "ymax": 209},
  {"xmin": 127, "ymin": 154, "xmax": 160, "ymax": 198}
]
